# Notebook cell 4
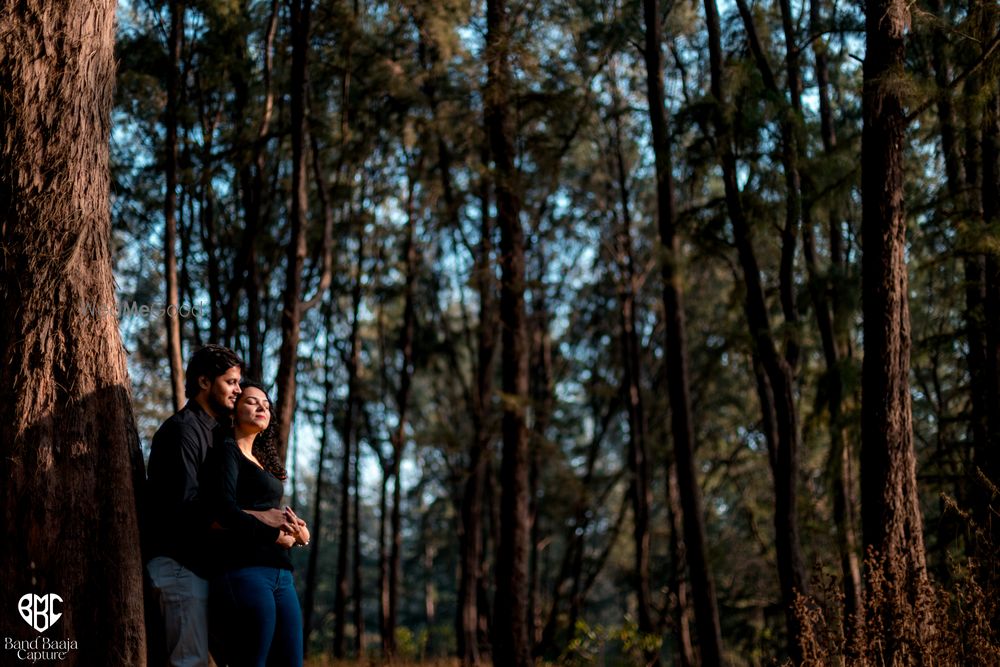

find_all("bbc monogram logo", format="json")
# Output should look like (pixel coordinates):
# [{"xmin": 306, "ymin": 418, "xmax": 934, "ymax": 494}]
[
  {"xmin": 3, "ymin": 593, "xmax": 78, "ymax": 662},
  {"xmin": 18, "ymin": 594, "xmax": 62, "ymax": 633}
]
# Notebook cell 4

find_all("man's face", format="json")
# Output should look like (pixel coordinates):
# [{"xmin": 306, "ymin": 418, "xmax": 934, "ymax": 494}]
[{"xmin": 200, "ymin": 366, "xmax": 242, "ymax": 416}]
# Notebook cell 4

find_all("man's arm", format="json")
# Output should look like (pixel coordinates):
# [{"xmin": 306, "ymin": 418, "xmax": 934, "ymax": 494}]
[
  {"xmin": 244, "ymin": 508, "xmax": 295, "ymax": 533},
  {"xmin": 202, "ymin": 440, "xmax": 285, "ymax": 544}
]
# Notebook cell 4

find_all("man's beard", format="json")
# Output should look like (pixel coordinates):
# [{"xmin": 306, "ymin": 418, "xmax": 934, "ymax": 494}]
[{"xmin": 207, "ymin": 392, "xmax": 233, "ymax": 418}]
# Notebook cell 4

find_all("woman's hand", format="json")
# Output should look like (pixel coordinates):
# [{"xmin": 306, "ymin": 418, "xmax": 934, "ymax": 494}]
[
  {"xmin": 275, "ymin": 532, "xmax": 296, "ymax": 549},
  {"xmin": 283, "ymin": 506, "xmax": 310, "ymax": 546}
]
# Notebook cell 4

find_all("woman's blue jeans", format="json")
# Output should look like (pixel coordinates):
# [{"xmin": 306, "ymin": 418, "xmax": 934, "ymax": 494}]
[{"xmin": 211, "ymin": 566, "xmax": 303, "ymax": 667}]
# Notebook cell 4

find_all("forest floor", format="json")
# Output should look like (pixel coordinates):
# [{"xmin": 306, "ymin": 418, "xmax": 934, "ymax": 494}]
[{"xmin": 306, "ymin": 660, "xmax": 473, "ymax": 667}]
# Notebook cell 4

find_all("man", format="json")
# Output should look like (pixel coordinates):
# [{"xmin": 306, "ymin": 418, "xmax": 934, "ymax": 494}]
[{"xmin": 144, "ymin": 345, "xmax": 292, "ymax": 667}]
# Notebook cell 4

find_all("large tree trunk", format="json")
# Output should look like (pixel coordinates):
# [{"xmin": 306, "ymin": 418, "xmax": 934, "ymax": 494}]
[
  {"xmin": 273, "ymin": 0, "xmax": 311, "ymax": 463},
  {"xmin": 860, "ymin": 0, "xmax": 931, "ymax": 660},
  {"xmin": 641, "ymin": 1, "xmax": 725, "ymax": 663},
  {"xmin": 164, "ymin": 0, "xmax": 186, "ymax": 410},
  {"xmin": 485, "ymin": 0, "xmax": 533, "ymax": 663},
  {"xmin": 0, "ymin": 1, "xmax": 147, "ymax": 663}
]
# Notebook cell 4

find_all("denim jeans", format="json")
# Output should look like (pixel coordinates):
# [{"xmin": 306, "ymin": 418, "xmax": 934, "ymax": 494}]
[
  {"xmin": 146, "ymin": 556, "xmax": 210, "ymax": 667},
  {"xmin": 211, "ymin": 566, "xmax": 303, "ymax": 667}
]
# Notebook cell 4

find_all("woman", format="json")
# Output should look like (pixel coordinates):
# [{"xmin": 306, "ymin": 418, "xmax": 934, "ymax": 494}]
[{"xmin": 203, "ymin": 380, "xmax": 309, "ymax": 667}]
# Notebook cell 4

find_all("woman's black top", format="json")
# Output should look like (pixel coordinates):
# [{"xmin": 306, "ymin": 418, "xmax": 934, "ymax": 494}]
[{"xmin": 202, "ymin": 436, "xmax": 291, "ymax": 574}]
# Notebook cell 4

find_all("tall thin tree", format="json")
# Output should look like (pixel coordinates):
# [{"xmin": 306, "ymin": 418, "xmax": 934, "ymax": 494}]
[
  {"xmin": 641, "ymin": 0, "xmax": 725, "ymax": 661},
  {"xmin": 164, "ymin": 0, "xmax": 186, "ymax": 410},
  {"xmin": 485, "ymin": 0, "xmax": 533, "ymax": 662},
  {"xmin": 702, "ymin": 0, "xmax": 808, "ymax": 655},
  {"xmin": 274, "ymin": 0, "xmax": 312, "ymax": 462}
]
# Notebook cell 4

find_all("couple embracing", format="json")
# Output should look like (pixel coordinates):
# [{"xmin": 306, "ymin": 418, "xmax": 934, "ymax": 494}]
[{"xmin": 143, "ymin": 345, "xmax": 310, "ymax": 667}]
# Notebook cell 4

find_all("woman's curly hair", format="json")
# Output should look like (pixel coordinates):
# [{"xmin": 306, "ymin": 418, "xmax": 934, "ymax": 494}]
[{"xmin": 237, "ymin": 379, "xmax": 287, "ymax": 480}]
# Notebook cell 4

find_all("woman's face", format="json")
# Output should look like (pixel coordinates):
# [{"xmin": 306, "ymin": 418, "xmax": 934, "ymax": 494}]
[{"xmin": 235, "ymin": 386, "xmax": 271, "ymax": 434}]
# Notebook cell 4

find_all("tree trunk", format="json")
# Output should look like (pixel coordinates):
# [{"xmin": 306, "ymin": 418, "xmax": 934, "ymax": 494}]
[
  {"xmin": 421, "ymin": 36, "xmax": 497, "ymax": 664},
  {"xmin": 966, "ymin": 7, "xmax": 1000, "ymax": 554},
  {"xmin": 608, "ymin": 87, "xmax": 658, "ymax": 663},
  {"xmin": 486, "ymin": 0, "xmax": 533, "ymax": 663},
  {"xmin": 702, "ymin": 0, "xmax": 808, "ymax": 656},
  {"xmin": 386, "ymin": 172, "xmax": 419, "ymax": 658},
  {"xmin": 528, "ymin": 286, "xmax": 554, "ymax": 654},
  {"xmin": 226, "ymin": 0, "xmax": 278, "ymax": 374},
  {"xmin": 302, "ymin": 295, "xmax": 335, "ymax": 654},
  {"xmin": 273, "ymin": 0, "xmax": 311, "ymax": 463},
  {"xmin": 806, "ymin": 0, "xmax": 863, "ymax": 623},
  {"xmin": 353, "ymin": 408, "xmax": 366, "ymax": 658},
  {"xmin": 195, "ymin": 109, "xmax": 221, "ymax": 344},
  {"xmin": 378, "ymin": 447, "xmax": 390, "ymax": 651},
  {"xmin": 666, "ymin": 466, "xmax": 696, "ymax": 667},
  {"xmin": 977, "ymin": 87, "xmax": 1000, "ymax": 549},
  {"xmin": 860, "ymin": 0, "xmax": 931, "ymax": 660},
  {"xmin": 641, "ymin": 1, "xmax": 725, "ymax": 662},
  {"xmin": 164, "ymin": 0, "xmax": 185, "ymax": 410},
  {"xmin": 538, "ymin": 394, "xmax": 617, "ymax": 657},
  {"xmin": 456, "ymin": 137, "xmax": 497, "ymax": 667},
  {"xmin": 0, "ymin": 1, "xmax": 147, "ymax": 663},
  {"xmin": 333, "ymin": 232, "xmax": 363, "ymax": 658}
]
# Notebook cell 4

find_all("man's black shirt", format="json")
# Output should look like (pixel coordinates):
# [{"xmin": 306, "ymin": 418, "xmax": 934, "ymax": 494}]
[{"xmin": 143, "ymin": 401, "xmax": 220, "ymax": 577}]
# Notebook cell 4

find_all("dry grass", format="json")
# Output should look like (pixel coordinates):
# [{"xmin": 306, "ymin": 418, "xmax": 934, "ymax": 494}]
[{"xmin": 795, "ymin": 494, "xmax": 1000, "ymax": 666}]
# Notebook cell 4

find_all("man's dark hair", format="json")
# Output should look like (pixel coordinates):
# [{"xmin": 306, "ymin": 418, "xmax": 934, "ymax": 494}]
[{"xmin": 184, "ymin": 345, "xmax": 243, "ymax": 399}]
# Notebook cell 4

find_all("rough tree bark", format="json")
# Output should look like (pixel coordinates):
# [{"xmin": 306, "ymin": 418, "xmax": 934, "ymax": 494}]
[
  {"xmin": 860, "ymin": 0, "xmax": 932, "ymax": 661},
  {"xmin": 0, "ymin": 1, "xmax": 147, "ymax": 664}
]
